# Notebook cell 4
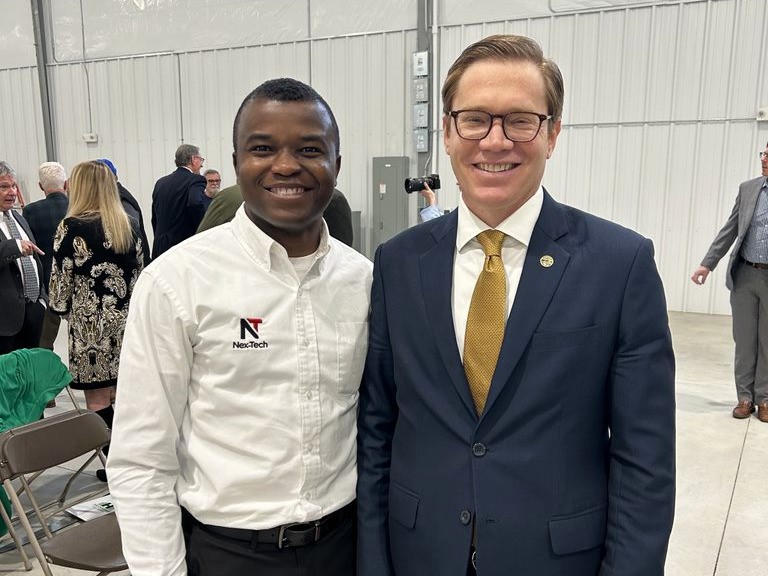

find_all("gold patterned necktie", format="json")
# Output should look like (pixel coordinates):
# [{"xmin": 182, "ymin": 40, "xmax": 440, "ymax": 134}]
[{"xmin": 463, "ymin": 229, "xmax": 507, "ymax": 415}]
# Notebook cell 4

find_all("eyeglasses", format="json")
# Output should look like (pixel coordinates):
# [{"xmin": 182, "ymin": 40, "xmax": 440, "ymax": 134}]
[
  {"xmin": 760, "ymin": 152, "xmax": 768, "ymax": 160},
  {"xmin": 448, "ymin": 110, "xmax": 553, "ymax": 142},
  {"xmin": 0, "ymin": 183, "xmax": 18, "ymax": 191},
  {"xmin": 194, "ymin": 155, "xmax": 205, "ymax": 164},
  {"xmin": 206, "ymin": 179, "xmax": 221, "ymax": 184}
]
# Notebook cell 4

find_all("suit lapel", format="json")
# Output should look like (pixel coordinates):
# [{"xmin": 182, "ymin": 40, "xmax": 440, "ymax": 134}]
[
  {"xmin": 482, "ymin": 192, "xmax": 571, "ymax": 417},
  {"xmin": 739, "ymin": 178, "xmax": 764, "ymax": 233},
  {"xmin": 419, "ymin": 212, "xmax": 478, "ymax": 417}
]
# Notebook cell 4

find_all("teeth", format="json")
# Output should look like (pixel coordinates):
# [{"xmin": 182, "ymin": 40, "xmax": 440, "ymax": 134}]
[
  {"xmin": 269, "ymin": 187, "xmax": 304, "ymax": 196},
  {"xmin": 476, "ymin": 163, "xmax": 515, "ymax": 172}
]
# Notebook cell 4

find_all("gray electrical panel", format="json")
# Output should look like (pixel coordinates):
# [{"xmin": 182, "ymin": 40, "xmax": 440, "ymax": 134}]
[{"xmin": 371, "ymin": 156, "xmax": 410, "ymax": 254}]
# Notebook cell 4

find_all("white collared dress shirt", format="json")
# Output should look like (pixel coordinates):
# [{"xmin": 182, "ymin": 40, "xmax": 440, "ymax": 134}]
[
  {"xmin": 108, "ymin": 206, "xmax": 373, "ymax": 576},
  {"xmin": 452, "ymin": 188, "xmax": 543, "ymax": 358}
]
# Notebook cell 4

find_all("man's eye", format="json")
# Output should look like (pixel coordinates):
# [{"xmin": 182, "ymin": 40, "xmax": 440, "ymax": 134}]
[
  {"xmin": 301, "ymin": 147, "xmax": 323, "ymax": 155},
  {"xmin": 249, "ymin": 145, "xmax": 272, "ymax": 153}
]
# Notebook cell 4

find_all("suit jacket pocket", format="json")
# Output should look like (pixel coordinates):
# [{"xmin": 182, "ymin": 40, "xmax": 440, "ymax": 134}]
[
  {"xmin": 530, "ymin": 325, "xmax": 604, "ymax": 351},
  {"xmin": 336, "ymin": 321, "xmax": 368, "ymax": 395},
  {"xmin": 548, "ymin": 503, "xmax": 607, "ymax": 555},
  {"xmin": 390, "ymin": 483, "xmax": 419, "ymax": 530}
]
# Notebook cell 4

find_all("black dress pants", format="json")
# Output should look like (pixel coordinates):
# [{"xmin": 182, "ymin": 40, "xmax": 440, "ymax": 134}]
[
  {"xmin": 182, "ymin": 508, "xmax": 356, "ymax": 576},
  {"xmin": 0, "ymin": 301, "xmax": 45, "ymax": 355}
]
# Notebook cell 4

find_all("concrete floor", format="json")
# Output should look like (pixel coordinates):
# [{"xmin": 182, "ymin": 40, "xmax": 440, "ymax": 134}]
[{"xmin": 0, "ymin": 311, "xmax": 765, "ymax": 575}]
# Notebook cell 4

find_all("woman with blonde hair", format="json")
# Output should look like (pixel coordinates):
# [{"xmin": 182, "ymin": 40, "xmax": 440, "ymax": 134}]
[{"xmin": 50, "ymin": 161, "xmax": 144, "ymax": 478}]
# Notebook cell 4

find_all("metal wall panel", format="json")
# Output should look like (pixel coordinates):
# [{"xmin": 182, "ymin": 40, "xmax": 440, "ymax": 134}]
[
  {"xmin": 48, "ymin": 55, "xmax": 182, "ymax": 236},
  {"xmin": 0, "ymin": 67, "xmax": 46, "ymax": 200},
  {"xmin": 312, "ymin": 31, "xmax": 417, "ymax": 256}
]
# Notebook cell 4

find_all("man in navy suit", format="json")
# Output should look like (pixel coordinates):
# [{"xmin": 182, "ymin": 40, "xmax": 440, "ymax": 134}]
[
  {"xmin": 22, "ymin": 161, "xmax": 69, "ymax": 350},
  {"xmin": 0, "ymin": 161, "xmax": 47, "ymax": 355},
  {"xmin": 151, "ymin": 144, "xmax": 207, "ymax": 258},
  {"xmin": 357, "ymin": 35, "xmax": 676, "ymax": 576}
]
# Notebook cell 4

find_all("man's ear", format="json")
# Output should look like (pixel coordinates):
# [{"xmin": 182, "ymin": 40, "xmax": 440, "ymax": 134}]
[
  {"xmin": 232, "ymin": 152, "xmax": 239, "ymax": 185},
  {"xmin": 442, "ymin": 115, "xmax": 451, "ymax": 155}
]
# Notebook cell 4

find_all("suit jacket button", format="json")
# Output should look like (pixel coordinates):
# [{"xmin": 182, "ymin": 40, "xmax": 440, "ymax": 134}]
[
  {"xmin": 472, "ymin": 442, "xmax": 487, "ymax": 457},
  {"xmin": 460, "ymin": 510, "xmax": 472, "ymax": 525}
]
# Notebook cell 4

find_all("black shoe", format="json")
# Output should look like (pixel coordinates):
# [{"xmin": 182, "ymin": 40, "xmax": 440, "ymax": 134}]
[{"xmin": 96, "ymin": 469, "xmax": 108, "ymax": 482}]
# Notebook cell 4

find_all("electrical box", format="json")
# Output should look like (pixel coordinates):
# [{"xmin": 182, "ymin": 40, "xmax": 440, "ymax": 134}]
[
  {"xmin": 413, "ymin": 103, "xmax": 429, "ymax": 128},
  {"xmin": 412, "ymin": 51, "xmax": 428, "ymax": 77},
  {"xmin": 412, "ymin": 77, "xmax": 429, "ymax": 102},
  {"xmin": 414, "ymin": 129, "xmax": 429, "ymax": 152},
  {"xmin": 82, "ymin": 133, "xmax": 99, "ymax": 143},
  {"xmin": 757, "ymin": 107, "xmax": 768, "ymax": 122}
]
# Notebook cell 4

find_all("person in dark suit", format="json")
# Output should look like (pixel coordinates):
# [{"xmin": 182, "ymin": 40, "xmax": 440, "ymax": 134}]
[
  {"xmin": 0, "ymin": 161, "xmax": 47, "ymax": 355},
  {"xmin": 151, "ymin": 144, "xmax": 207, "ymax": 258},
  {"xmin": 691, "ymin": 142, "xmax": 768, "ymax": 422},
  {"xmin": 197, "ymin": 184, "xmax": 355, "ymax": 246},
  {"xmin": 22, "ymin": 161, "xmax": 69, "ymax": 350},
  {"xmin": 357, "ymin": 35, "xmax": 676, "ymax": 576},
  {"xmin": 96, "ymin": 158, "xmax": 151, "ymax": 266}
]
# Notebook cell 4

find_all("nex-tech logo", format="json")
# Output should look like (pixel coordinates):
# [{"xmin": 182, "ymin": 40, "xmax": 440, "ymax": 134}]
[{"xmin": 233, "ymin": 317, "xmax": 269, "ymax": 349}]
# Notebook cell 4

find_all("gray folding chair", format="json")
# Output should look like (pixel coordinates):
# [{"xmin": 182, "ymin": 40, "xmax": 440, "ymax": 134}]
[{"xmin": 0, "ymin": 409, "xmax": 127, "ymax": 575}]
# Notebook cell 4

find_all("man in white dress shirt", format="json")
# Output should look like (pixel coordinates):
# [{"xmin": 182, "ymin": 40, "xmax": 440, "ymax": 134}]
[{"xmin": 108, "ymin": 78, "xmax": 372, "ymax": 576}]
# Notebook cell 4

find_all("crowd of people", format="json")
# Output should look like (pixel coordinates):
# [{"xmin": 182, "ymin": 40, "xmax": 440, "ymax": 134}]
[{"xmin": 0, "ymin": 32, "xmax": 766, "ymax": 576}]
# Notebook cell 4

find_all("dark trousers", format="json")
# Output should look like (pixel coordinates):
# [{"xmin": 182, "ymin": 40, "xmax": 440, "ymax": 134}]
[
  {"xmin": 182, "ymin": 508, "xmax": 356, "ymax": 576},
  {"xmin": 38, "ymin": 309, "xmax": 61, "ymax": 350},
  {"xmin": 0, "ymin": 301, "xmax": 45, "ymax": 355}
]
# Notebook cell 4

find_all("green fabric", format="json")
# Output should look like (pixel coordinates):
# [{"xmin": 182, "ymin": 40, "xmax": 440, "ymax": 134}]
[{"xmin": 0, "ymin": 348, "xmax": 72, "ymax": 535}]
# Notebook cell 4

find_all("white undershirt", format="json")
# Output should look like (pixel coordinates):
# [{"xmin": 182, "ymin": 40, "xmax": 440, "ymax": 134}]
[{"xmin": 451, "ymin": 188, "xmax": 544, "ymax": 360}]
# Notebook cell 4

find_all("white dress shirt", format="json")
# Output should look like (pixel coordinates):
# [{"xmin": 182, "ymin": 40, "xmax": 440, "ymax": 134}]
[
  {"xmin": 452, "ymin": 188, "xmax": 543, "ymax": 359},
  {"xmin": 108, "ymin": 206, "xmax": 373, "ymax": 576}
]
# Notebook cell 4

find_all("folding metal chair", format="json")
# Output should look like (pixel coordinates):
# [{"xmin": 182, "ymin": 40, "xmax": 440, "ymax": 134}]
[{"xmin": 0, "ymin": 409, "xmax": 127, "ymax": 575}]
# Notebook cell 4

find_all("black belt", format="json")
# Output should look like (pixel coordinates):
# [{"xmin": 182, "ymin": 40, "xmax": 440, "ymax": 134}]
[
  {"xmin": 185, "ymin": 502, "xmax": 354, "ymax": 549},
  {"xmin": 742, "ymin": 258, "xmax": 768, "ymax": 270}
]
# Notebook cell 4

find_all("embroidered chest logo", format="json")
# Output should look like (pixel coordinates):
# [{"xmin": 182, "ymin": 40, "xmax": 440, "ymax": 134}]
[{"xmin": 233, "ymin": 317, "xmax": 269, "ymax": 349}]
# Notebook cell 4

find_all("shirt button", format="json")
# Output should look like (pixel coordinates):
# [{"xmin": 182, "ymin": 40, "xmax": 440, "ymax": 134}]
[
  {"xmin": 472, "ymin": 442, "xmax": 487, "ymax": 457},
  {"xmin": 459, "ymin": 510, "xmax": 472, "ymax": 525}
]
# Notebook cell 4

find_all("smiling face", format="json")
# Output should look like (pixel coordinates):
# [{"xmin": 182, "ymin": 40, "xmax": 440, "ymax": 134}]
[
  {"xmin": 443, "ymin": 59, "xmax": 561, "ymax": 227},
  {"xmin": 0, "ymin": 175, "xmax": 18, "ymax": 212},
  {"xmin": 233, "ymin": 98, "xmax": 340, "ymax": 254}
]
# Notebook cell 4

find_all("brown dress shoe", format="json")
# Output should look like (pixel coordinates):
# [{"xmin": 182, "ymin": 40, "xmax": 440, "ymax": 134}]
[
  {"xmin": 757, "ymin": 403, "xmax": 768, "ymax": 423},
  {"xmin": 732, "ymin": 400, "xmax": 755, "ymax": 419}
]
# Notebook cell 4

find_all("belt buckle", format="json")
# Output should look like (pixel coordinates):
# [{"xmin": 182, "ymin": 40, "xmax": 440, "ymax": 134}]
[{"xmin": 277, "ymin": 520, "xmax": 321, "ymax": 549}]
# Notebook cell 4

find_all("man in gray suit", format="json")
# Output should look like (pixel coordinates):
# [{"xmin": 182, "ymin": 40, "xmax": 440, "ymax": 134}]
[{"xmin": 691, "ymin": 142, "xmax": 768, "ymax": 422}]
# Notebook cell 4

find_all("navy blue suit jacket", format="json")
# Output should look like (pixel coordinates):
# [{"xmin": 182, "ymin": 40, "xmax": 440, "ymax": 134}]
[
  {"xmin": 151, "ymin": 167, "xmax": 206, "ymax": 259},
  {"xmin": 357, "ymin": 191, "xmax": 676, "ymax": 576}
]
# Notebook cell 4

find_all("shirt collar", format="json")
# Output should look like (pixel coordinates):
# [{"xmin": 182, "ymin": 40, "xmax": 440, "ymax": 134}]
[
  {"xmin": 230, "ymin": 204, "xmax": 331, "ymax": 273},
  {"xmin": 456, "ymin": 186, "xmax": 544, "ymax": 252}
]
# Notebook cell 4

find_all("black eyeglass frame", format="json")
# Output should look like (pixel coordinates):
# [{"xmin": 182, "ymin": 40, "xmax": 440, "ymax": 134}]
[
  {"xmin": 448, "ymin": 109, "xmax": 554, "ymax": 142},
  {"xmin": 759, "ymin": 151, "xmax": 768, "ymax": 160}
]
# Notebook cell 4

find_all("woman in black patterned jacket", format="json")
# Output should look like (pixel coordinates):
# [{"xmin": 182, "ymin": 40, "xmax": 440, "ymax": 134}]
[{"xmin": 50, "ymin": 161, "xmax": 144, "ymax": 458}]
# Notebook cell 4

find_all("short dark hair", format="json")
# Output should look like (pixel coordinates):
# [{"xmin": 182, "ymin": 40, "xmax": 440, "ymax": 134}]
[
  {"xmin": 175, "ymin": 144, "xmax": 200, "ymax": 167},
  {"xmin": 232, "ymin": 78, "xmax": 340, "ymax": 154},
  {"xmin": 442, "ymin": 34, "xmax": 564, "ymax": 123}
]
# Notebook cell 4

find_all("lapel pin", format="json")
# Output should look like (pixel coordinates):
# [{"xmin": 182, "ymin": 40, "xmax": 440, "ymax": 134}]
[{"xmin": 539, "ymin": 255, "xmax": 554, "ymax": 268}]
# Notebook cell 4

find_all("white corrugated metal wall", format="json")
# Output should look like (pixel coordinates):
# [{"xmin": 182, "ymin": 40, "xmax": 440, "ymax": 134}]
[{"xmin": 1, "ymin": 0, "xmax": 767, "ymax": 313}]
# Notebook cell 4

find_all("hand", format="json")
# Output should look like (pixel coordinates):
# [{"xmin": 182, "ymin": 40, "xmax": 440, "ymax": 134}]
[
  {"xmin": 691, "ymin": 265, "xmax": 711, "ymax": 285},
  {"xmin": 419, "ymin": 183, "xmax": 437, "ymax": 206},
  {"xmin": 19, "ymin": 239, "xmax": 44, "ymax": 257}
]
